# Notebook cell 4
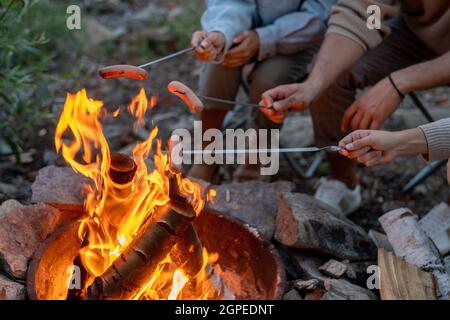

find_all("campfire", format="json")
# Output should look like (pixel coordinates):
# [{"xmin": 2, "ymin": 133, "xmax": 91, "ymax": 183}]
[{"xmin": 53, "ymin": 87, "xmax": 225, "ymax": 300}]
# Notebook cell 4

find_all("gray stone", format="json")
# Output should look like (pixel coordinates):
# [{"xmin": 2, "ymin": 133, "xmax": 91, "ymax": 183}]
[
  {"xmin": 0, "ymin": 199, "xmax": 23, "ymax": 217},
  {"xmin": 0, "ymin": 274, "xmax": 26, "ymax": 300},
  {"xmin": 344, "ymin": 261, "xmax": 377, "ymax": 287},
  {"xmin": 31, "ymin": 166, "xmax": 91, "ymax": 210},
  {"xmin": 0, "ymin": 201, "xmax": 62, "ymax": 279},
  {"xmin": 293, "ymin": 279, "xmax": 320, "ymax": 292},
  {"xmin": 288, "ymin": 252, "xmax": 327, "ymax": 284},
  {"xmin": 276, "ymin": 193, "xmax": 377, "ymax": 260},
  {"xmin": 319, "ymin": 259, "xmax": 348, "ymax": 278},
  {"xmin": 206, "ymin": 181, "xmax": 295, "ymax": 241},
  {"xmin": 0, "ymin": 182, "xmax": 17, "ymax": 198},
  {"xmin": 283, "ymin": 289, "xmax": 303, "ymax": 300},
  {"xmin": 280, "ymin": 115, "xmax": 314, "ymax": 148},
  {"xmin": 321, "ymin": 279, "xmax": 377, "ymax": 300}
]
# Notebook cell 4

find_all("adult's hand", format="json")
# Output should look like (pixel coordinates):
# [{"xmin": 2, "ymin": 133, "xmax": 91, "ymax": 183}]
[
  {"xmin": 341, "ymin": 77, "xmax": 403, "ymax": 132},
  {"xmin": 258, "ymin": 83, "xmax": 317, "ymax": 124},
  {"xmin": 338, "ymin": 128, "xmax": 427, "ymax": 167},
  {"xmin": 222, "ymin": 30, "xmax": 259, "ymax": 68},
  {"xmin": 191, "ymin": 31, "xmax": 226, "ymax": 62}
]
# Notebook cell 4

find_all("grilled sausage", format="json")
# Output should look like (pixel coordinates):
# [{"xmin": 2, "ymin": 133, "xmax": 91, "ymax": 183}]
[
  {"xmin": 98, "ymin": 65, "xmax": 148, "ymax": 80},
  {"xmin": 167, "ymin": 81, "xmax": 204, "ymax": 113}
]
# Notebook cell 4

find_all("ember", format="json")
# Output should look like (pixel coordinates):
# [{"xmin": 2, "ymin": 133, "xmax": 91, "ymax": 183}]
[{"xmin": 54, "ymin": 88, "xmax": 221, "ymax": 300}]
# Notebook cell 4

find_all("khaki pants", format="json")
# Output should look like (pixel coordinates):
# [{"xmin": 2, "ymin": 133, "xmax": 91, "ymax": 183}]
[
  {"xmin": 311, "ymin": 17, "xmax": 438, "ymax": 147},
  {"xmin": 198, "ymin": 46, "xmax": 318, "ymax": 129}
]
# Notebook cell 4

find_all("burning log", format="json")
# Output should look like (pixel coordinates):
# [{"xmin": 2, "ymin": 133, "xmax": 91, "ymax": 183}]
[
  {"xmin": 69, "ymin": 153, "xmax": 138, "ymax": 300},
  {"xmin": 84, "ymin": 154, "xmax": 224, "ymax": 300},
  {"xmin": 85, "ymin": 202, "xmax": 196, "ymax": 300}
]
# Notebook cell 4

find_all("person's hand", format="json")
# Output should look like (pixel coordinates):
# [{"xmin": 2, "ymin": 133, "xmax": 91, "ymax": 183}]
[
  {"xmin": 222, "ymin": 30, "xmax": 259, "ymax": 68},
  {"xmin": 338, "ymin": 128, "xmax": 427, "ymax": 167},
  {"xmin": 258, "ymin": 83, "xmax": 316, "ymax": 124},
  {"xmin": 338, "ymin": 130, "xmax": 400, "ymax": 167},
  {"xmin": 341, "ymin": 77, "xmax": 403, "ymax": 132},
  {"xmin": 191, "ymin": 31, "xmax": 226, "ymax": 61}
]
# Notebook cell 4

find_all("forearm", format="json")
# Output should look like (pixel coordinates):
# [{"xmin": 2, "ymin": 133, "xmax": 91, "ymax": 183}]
[
  {"xmin": 393, "ymin": 128, "xmax": 428, "ymax": 156},
  {"xmin": 306, "ymin": 33, "xmax": 365, "ymax": 96},
  {"xmin": 392, "ymin": 50, "xmax": 450, "ymax": 94}
]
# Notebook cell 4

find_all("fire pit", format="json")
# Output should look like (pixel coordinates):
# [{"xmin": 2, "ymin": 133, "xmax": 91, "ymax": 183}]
[
  {"xmin": 27, "ymin": 208, "xmax": 285, "ymax": 300},
  {"xmin": 23, "ymin": 88, "xmax": 285, "ymax": 300}
]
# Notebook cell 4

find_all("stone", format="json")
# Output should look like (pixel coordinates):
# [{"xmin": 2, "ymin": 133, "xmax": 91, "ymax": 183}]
[
  {"xmin": 0, "ymin": 199, "xmax": 23, "ymax": 217},
  {"xmin": 344, "ymin": 261, "xmax": 377, "ymax": 287},
  {"xmin": 319, "ymin": 259, "xmax": 348, "ymax": 278},
  {"xmin": 0, "ymin": 182, "xmax": 17, "ymax": 198},
  {"xmin": 304, "ymin": 288, "xmax": 325, "ymax": 300},
  {"xmin": 275, "ymin": 193, "xmax": 377, "ymax": 260},
  {"xmin": 321, "ymin": 279, "xmax": 377, "ymax": 300},
  {"xmin": 288, "ymin": 251, "xmax": 327, "ymax": 284},
  {"xmin": 31, "ymin": 166, "xmax": 91, "ymax": 210},
  {"xmin": 280, "ymin": 115, "xmax": 314, "ymax": 148},
  {"xmin": 0, "ymin": 201, "xmax": 62, "ymax": 279},
  {"xmin": 0, "ymin": 274, "xmax": 26, "ymax": 300},
  {"xmin": 368, "ymin": 229, "xmax": 393, "ymax": 251},
  {"xmin": 293, "ymin": 279, "xmax": 320, "ymax": 292},
  {"xmin": 84, "ymin": 18, "xmax": 117, "ymax": 46},
  {"xmin": 283, "ymin": 289, "xmax": 303, "ymax": 300},
  {"xmin": 273, "ymin": 242, "xmax": 302, "ymax": 280},
  {"xmin": 206, "ymin": 181, "xmax": 295, "ymax": 241}
]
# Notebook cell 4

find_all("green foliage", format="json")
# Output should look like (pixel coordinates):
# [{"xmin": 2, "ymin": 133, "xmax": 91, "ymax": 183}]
[
  {"xmin": 0, "ymin": 0, "xmax": 80, "ymax": 162},
  {"xmin": 0, "ymin": 0, "xmax": 49, "ymax": 162}
]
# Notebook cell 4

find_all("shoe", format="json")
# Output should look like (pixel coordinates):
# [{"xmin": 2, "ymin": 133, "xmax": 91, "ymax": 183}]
[{"xmin": 314, "ymin": 177, "xmax": 362, "ymax": 216}]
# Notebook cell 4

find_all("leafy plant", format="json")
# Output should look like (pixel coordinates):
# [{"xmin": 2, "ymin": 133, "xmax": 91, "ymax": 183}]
[{"xmin": 0, "ymin": 0, "xmax": 81, "ymax": 162}]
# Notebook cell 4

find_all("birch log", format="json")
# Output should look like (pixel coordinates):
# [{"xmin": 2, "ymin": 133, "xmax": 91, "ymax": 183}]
[{"xmin": 379, "ymin": 208, "xmax": 450, "ymax": 299}]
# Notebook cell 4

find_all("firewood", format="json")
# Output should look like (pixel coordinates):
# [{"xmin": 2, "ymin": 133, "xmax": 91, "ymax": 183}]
[
  {"xmin": 275, "ymin": 193, "xmax": 376, "ymax": 260},
  {"xmin": 379, "ymin": 208, "xmax": 450, "ymax": 299},
  {"xmin": 69, "ymin": 153, "xmax": 137, "ymax": 300},
  {"xmin": 86, "ymin": 203, "xmax": 196, "ymax": 300},
  {"xmin": 170, "ymin": 224, "xmax": 203, "ymax": 278},
  {"xmin": 378, "ymin": 249, "xmax": 436, "ymax": 300}
]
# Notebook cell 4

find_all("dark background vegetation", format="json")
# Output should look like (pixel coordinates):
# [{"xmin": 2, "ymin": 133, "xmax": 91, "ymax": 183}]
[{"xmin": 0, "ymin": 0, "xmax": 449, "ymax": 231}]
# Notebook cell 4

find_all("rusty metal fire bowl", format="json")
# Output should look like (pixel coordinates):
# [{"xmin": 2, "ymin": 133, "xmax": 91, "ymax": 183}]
[{"xmin": 27, "ymin": 209, "xmax": 285, "ymax": 300}]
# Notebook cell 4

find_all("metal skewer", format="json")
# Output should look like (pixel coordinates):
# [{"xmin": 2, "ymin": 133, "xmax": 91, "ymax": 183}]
[
  {"xmin": 195, "ymin": 94, "xmax": 267, "ymax": 109},
  {"xmin": 169, "ymin": 146, "xmax": 341, "ymax": 155},
  {"xmin": 138, "ymin": 47, "xmax": 196, "ymax": 69}
]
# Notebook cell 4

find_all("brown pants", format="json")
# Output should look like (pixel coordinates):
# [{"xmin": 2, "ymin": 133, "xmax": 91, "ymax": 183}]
[
  {"xmin": 198, "ymin": 47, "xmax": 318, "ymax": 129},
  {"xmin": 311, "ymin": 17, "xmax": 437, "ymax": 147}
]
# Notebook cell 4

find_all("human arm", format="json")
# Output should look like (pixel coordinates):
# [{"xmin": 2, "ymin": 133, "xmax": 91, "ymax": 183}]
[
  {"xmin": 254, "ymin": 0, "xmax": 335, "ymax": 61},
  {"xmin": 338, "ymin": 118, "xmax": 450, "ymax": 167},
  {"xmin": 259, "ymin": 0, "xmax": 399, "ymax": 122},
  {"xmin": 192, "ymin": 0, "xmax": 256, "ymax": 62},
  {"xmin": 341, "ymin": 50, "xmax": 450, "ymax": 131}
]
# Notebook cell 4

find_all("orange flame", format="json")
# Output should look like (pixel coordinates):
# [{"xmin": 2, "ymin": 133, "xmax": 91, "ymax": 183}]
[{"xmin": 55, "ymin": 88, "xmax": 217, "ymax": 299}]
